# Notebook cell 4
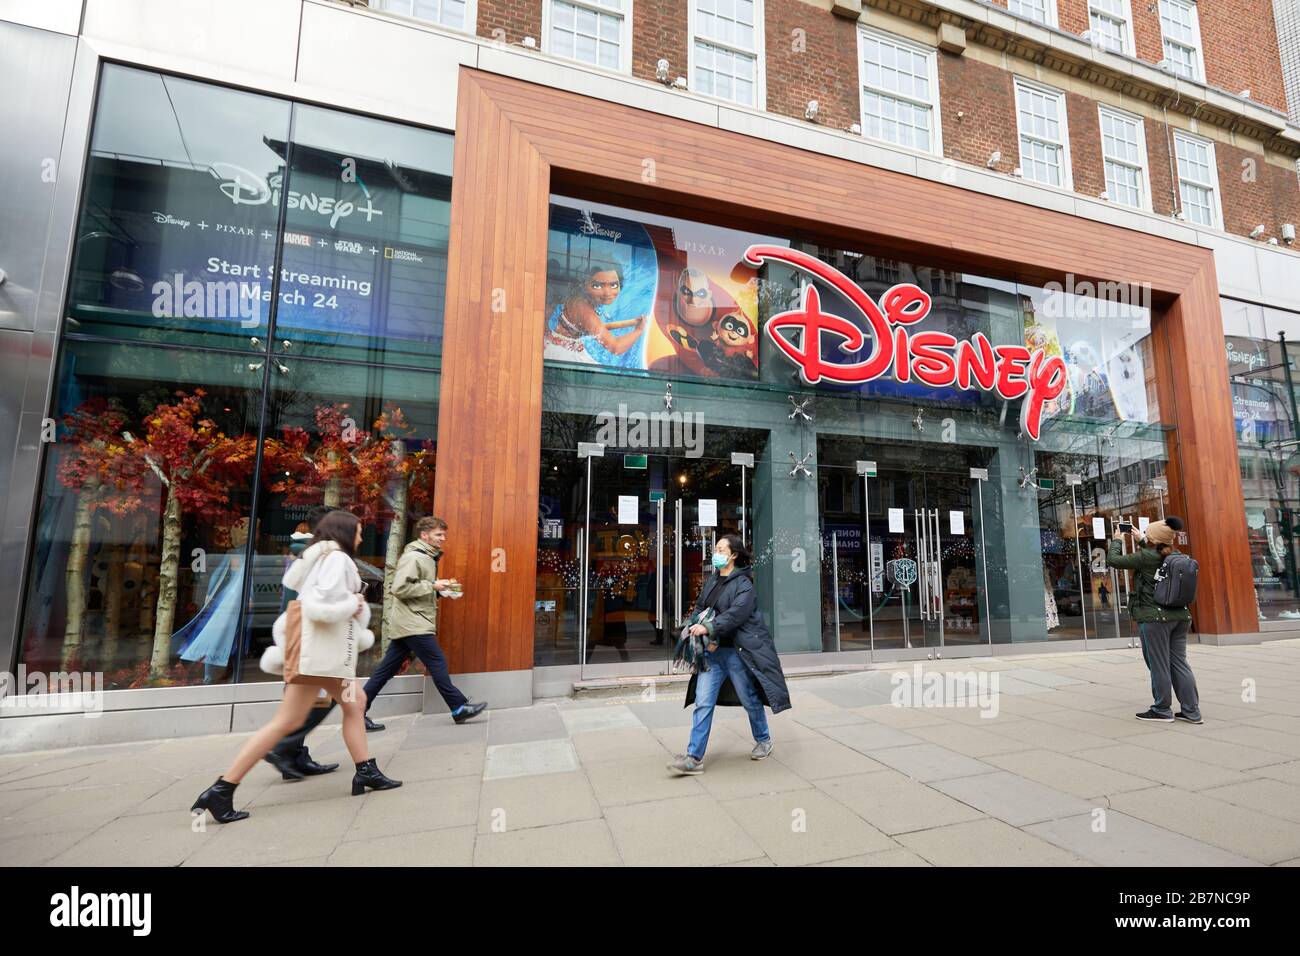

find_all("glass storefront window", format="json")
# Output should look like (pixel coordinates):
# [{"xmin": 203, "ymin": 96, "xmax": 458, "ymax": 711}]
[
  {"xmin": 20, "ymin": 341, "xmax": 262, "ymax": 686},
  {"xmin": 1223, "ymin": 297, "xmax": 1300, "ymax": 624},
  {"xmin": 66, "ymin": 65, "xmax": 452, "ymax": 363},
  {"xmin": 67, "ymin": 67, "xmax": 290, "ymax": 350},
  {"xmin": 537, "ymin": 195, "xmax": 1176, "ymax": 668},
  {"xmin": 17, "ymin": 64, "xmax": 449, "ymax": 690},
  {"xmin": 241, "ymin": 360, "xmax": 439, "ymax": 681}
]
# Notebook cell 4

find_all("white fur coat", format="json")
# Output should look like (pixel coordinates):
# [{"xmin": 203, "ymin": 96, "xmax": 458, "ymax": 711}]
[{"xmin": 260, "ymin": 541, "xmax": 374, "ymax": 678}]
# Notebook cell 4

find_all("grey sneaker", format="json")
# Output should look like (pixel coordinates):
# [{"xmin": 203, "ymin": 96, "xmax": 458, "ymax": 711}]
[
  {"xmin": 668, "ymin": 754, "xmax": 703, "ymax": 775},
  {"xmin": 1174, "ymin": 712, "xmax": 1204, "ymax": 724},
  {"xmin": 751, "ymin": 740, "xmax": 774, "ymax": 760}
]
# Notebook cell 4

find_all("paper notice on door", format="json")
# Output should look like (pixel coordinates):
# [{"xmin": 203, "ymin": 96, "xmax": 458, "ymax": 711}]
[
  {"xmin": 888, "ymin": 508, "xmax": 904, "ymax": 533},
  {"xmin": 1092, "ymin": 517, "xmax": 1107, "ymax": 540},
  {"xmin": 871, "ymin": 541, "xmax": 884, "ymax": 593},
  {"xmin": 949, "ymin": 510, "xmax": 964, "ymax": 535},
  {"xmin": 698, "ymin": 498, "xmax": 717, "ymax": 527},
  {"xmin": 617, "ymin": 495, "xmax": 638, "ymax": 524},
  {"xmin": 1138, "ymin": 516, "xmax": 1150, "ymax": 533}
]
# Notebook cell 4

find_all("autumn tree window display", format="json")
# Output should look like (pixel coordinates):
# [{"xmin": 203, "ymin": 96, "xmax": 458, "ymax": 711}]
[{"xmin": 264, "ymin": 402, "xmax": 435, "ymax": 651}]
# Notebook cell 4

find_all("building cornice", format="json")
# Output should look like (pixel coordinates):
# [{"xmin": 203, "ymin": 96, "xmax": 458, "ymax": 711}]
[{"xmin": 867, "ymin": 0, "xmax": 1300, "ymax": 159}]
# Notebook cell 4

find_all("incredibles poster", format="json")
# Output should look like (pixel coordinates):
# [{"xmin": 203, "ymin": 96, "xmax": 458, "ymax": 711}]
[{"xmin": 544, "ymin": 201, "xmax": 763, "ymax": 380}]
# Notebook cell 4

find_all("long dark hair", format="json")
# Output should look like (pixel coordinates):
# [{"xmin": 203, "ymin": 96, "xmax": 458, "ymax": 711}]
[
  {"xmin": 310, "ymin": 509, "xmax": 360, "ymax": 557},
  {"xmin": 718, "ymin": 533, "xmax": 752, "ymax": 568}
]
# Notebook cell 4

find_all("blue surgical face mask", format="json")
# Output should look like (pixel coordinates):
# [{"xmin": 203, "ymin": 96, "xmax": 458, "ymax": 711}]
[{"xmin": 711, "ymin": 552, "xmax": 728, "ymax": 569}]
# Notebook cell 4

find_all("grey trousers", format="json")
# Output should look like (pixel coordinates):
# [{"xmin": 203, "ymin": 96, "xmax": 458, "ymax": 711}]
[{"xmin": 1138, "ymin": 619, "xmax": 1200, "ymax": 720}]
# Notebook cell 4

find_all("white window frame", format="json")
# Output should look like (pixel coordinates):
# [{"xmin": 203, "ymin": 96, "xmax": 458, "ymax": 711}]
[
  {"xmin": 688, "ymin": 0, "xmax": 766, "ymax": 110},
  {"xmin": 1007, "ymin": 0, "xmax": 1059, "ymax": 28},
  {"xmin": 1173, "ymin": 129, "xmax": 1223, "ymax": 229},
  {"xmin": 1097, "ymin": 104, "xmax": 1152, "ymax": 211},
  {"xmin": 1158, "ymin": 0, "xmax": 1206, "ymax": 83},
  {"xmin": 1087, "ymin": 0, "xmax": 1136, "ymax": 57},
  {"xmin": 1013, "ymin": 77, "xmax": 1074, "ymax": 191},
  {"xmin": 855, "ymin": 25, "xmax": 943, "ymax": 157},
  {"xmin": 374, "ymin": 0, "xmax": 478, "ymax": 34},
  {"xmin": 542, "ymin": 0, "xmax": 634, "ymax": 74}
]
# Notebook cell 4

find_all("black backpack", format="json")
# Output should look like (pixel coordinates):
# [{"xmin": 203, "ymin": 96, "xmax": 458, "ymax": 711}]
[{"xmin": 1153, "ymin": 552, "xmax": 1198, "ymax": 608}]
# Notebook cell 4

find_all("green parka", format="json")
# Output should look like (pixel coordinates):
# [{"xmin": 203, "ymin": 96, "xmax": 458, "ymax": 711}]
[
  {"xmin": 1105, "ymin": 539, "xmax": 1192, "ymax": 623},
  {"xmin": 388, "ymin": 540, "xmax": 441, "ymax": 639}
]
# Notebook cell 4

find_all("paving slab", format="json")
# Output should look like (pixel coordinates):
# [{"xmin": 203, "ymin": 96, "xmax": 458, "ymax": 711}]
[
  {"xmin": 721, "ymin": 789, "xmax": 897, "ymax": 866},
  {"xmin": 1026, "ymin": 811, "xmax": 1260, "ymax": 867},
  {"xmin": 604, "ymin": 794, "xmax": 764, "ymax": 867},
  {"xmin": 897, "ymin": 817, "xmax": 1090, "ymax": 866},
  {"xmin": 816, "ymin": 770, "xmax": 985, "ymax": 835}
]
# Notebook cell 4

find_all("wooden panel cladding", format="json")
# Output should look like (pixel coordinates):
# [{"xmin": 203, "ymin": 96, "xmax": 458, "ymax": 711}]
[{"xmin": 432, "ymin": 68, "xmax": 1256, "ymax": 674}]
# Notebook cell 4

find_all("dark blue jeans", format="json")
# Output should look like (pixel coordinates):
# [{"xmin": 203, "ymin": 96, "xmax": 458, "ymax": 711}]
[{"xmin": 363, "ymin": 633, "xmax": 469, "ymax": 714}]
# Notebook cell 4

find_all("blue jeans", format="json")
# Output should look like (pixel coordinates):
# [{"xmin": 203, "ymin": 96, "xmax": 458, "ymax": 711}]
[{"xmin": 687, "ymin": 646, "xmax": 770, "ymax": 760}]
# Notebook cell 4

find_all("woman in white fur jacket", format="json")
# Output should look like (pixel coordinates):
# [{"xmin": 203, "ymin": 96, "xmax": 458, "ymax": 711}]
[{"xmin": 191, "ymin": 511, "xmax": 401, "ymax": 823}]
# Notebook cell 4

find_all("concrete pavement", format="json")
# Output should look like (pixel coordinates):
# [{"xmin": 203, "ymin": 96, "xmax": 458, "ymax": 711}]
[{"xmin": 3, "ymin": 640, "xmax": 1300, "ymax": 866}]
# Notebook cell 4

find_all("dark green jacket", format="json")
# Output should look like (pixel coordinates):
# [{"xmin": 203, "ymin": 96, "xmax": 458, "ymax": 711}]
[{"xmin": 1106, "ymin": 539, "xmax": 1192, "ymax": 623}]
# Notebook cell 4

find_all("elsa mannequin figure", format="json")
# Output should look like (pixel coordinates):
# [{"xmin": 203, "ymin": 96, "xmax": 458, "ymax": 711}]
[{"xmin": 175, "ymin": 519, "xmax": 250, "ymax": 682}]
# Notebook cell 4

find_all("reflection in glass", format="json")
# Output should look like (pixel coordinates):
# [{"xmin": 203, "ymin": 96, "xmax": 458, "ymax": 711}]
[{"xmin": 20, "ymin": 341, "xmax": 262, "ymax": 687}]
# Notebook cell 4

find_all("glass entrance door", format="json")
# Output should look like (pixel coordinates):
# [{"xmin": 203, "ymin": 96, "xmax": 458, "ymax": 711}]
[
  {"xmin": 535, "ymin": 409, "xmax": 766, "ymax": 675},
  {"xmin": 819, "ymin": 438, "xmax": 990, "ymax": 659}
]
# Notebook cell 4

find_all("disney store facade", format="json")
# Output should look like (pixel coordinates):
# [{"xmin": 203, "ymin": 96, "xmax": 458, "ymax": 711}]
[{"xmin": 0, "ymin": 39, "xmax": 1272, "ymax": 746}]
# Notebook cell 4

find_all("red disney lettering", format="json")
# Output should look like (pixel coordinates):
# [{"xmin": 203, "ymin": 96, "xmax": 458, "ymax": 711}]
[{"xmin": 743, "ymin": 244, "xmax": 1067, "ymax": 441}]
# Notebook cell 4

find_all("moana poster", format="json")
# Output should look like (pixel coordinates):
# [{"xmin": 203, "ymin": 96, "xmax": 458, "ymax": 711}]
[{"xmin": 543, "ymin": 200, "xmax": 764, "ymax": 381}]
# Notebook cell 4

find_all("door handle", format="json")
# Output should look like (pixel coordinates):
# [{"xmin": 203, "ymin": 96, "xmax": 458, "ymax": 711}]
[
  {"xmin": 656, "ymin": 498, "xmax": 664, "ymax": 631},
  {"xmin": 914, "ymin": 509, "xmax": 928, "ymax": 620},
  {"xmin": 675, "ymin": 499, "xmax": 683, "ymax": 628}
]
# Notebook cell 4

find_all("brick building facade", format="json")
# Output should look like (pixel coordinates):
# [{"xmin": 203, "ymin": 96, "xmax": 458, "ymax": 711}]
[{"xmin": 375, "ymin": 0, "xmax": 1300, "ymax": 245}]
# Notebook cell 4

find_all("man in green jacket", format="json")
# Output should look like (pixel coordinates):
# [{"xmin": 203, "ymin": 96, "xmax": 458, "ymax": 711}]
[
  {"xmin": 361, "ymin": 516, "xmax": 487, "ymax": 730},
  {"xmin": 1106, "ymin": 516, "xmax": 1202, "ymax": 724}
]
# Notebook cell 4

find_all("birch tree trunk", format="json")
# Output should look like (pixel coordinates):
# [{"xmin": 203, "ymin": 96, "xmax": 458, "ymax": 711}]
[
  {"xmin": 150, "ymin": 485, "xmax": 183, "ymax": 678},
  {"xmin": 102, "ymin": 535, "xmax": 125, "ymax": 670},
  {"xmin": 381, "ymin": 449, "xmax": 409, "ymax": 653},
  {"xmin": 61, "ymin": 493, "xmax": 93, "ymax": 668}
]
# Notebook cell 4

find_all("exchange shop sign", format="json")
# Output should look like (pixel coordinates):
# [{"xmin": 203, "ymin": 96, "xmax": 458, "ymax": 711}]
[{"xmin": 744, "ymin": 246, "xmax": 1069, "ymax": 441}]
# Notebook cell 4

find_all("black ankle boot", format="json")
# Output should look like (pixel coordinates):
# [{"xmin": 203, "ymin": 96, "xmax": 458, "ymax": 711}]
[
  {"xmin": 264, "ymin": 750, "xmax": 306, "ymax": 781},
  {"xmin": 351, "ymin": 758, "xmax": 402, "ymax": 796},
  {"xmin": 190, "ymin": 776, "xmax": 250, "ymax": 823}
]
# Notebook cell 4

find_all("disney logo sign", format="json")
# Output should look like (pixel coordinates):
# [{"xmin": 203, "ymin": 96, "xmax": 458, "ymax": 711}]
[
  {"xmin": 208, "ymin": 163, "xmax": 383, "ymax": 230},
  {"xmin": 745, "ymin": 245, "xmax": 1068, "ymax": 441}
]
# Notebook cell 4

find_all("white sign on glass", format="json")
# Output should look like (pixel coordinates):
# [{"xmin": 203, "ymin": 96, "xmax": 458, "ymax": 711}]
[
  {"xmin": 618, "ymin": 495, "xmax": 638, "ymax": 524},
  {"xmin": 698, "ymin": 498, "xmax": 717, "ymax": 528},
  {"xmin": 1092, "ymin": 517, "xmax": 1106, "ymax": 540},
  {"xmin": 888, "ymin": 508, "xmax": 904, "ymax": 533},
  {"xmin": 949, "ymin": 511, "xmax": 964, "ymax": 535},
  {"xmin": 1138, "ymin": 516, "xmax": 1150, "ymax": 533}
]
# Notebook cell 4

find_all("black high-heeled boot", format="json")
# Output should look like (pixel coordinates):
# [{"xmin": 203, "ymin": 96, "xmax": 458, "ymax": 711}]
[
  {"xmin": 351, "ymin": 758, "xmax": 402, "ymax": 795},
  {"xmin": 190, "ymin": 776, "xmax": 250, "ymax": 823}
]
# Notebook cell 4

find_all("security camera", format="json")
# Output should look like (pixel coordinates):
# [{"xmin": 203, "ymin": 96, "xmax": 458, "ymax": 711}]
[
  {"xmin": 805, "ymin": 100, "xmax": 819, "ymax": 121},
  {"xmin": 1239, "ymin": 89, "xmax": 1251, "ymax": 98},
  {"xmin": 1250, "ymin": 225, "xmax": 1266, "ymax": 239},
  {"xmin": 848, "ymin": 122, "xmax": 862, "ymax": 135},
  {"xmin": 521, "ymin": 36, "xmax": 536, "ymax": 48},
  {"xmin": 1098, "ymin": 190, "xmax": 1109, "ymax": 200},
  {"xmin": 987, "ymin": 150, "xmax": 1001, "ymax": 168},
  {"xmin": 1282, "ymin": 224, "xmax": 1296, "ymax": 245},
  {"xmin": 656, "ymin": 58, "xmax": 670, "ymax": 83},
  {"xmin": 673, "ymin": 76, "xmax": 687, "ymax": 89},
  {"xmin": 1012, "ymin": 166, "xmax": 1024, "ymax": 178}
]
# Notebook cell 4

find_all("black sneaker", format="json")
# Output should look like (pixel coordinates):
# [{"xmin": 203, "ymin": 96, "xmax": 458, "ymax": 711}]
[
  {"xmin": 364, "ymin": 714, "xmax": 386, "ymax": 733},
  {"xmin": 453, "ymin": 701, "xmax": 488, "ymax": 724},
  {"xmin": 1135, "ymin": 709, "xmax": 1175, "ymax": 722},
  {"xmin": 1174, "ymin": 712, "xmax": 1204, "ymax": 724}
]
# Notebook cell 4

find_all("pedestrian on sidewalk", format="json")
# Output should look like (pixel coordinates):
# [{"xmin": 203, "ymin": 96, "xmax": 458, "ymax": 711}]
[
  {"xmin": 1107, "ymin": 517, "xmax": 1203, "ymax": 725},
  {"xmin": 669, "ymin": 534, "xmax": 790, "ymax": 776},
  {"xmin": 191, "ymin": 511, "xmax": 401, "ymax": 823},
  {"xmin": 262, "ymin": 505, "xmax": 342, "ymax": 781},
  {"xmin": 361, "ymin": 516, "xmax": 487, "ymax": 730}
]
